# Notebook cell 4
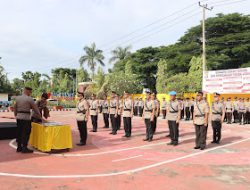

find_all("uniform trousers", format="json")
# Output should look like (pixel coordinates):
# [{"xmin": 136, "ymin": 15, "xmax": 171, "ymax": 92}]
[
  {"xmin": 195, "ymin": 124, "xmax": 208, "ymax": 149},
  {"xmin": 238, "ymin": 112, "xmax": 245, "ymax": 124},
  {"xmin": 77, "ymin": 120, "xmax": 87, "ymax": 144},
  {"xmin": 103, "ymin": 113, "xmax": 109, "ymax": 128},
  {"xmin": 185, "ymin": 107, "xmax": 190, "ymax": 120},
  {"xmin": 91, "ymin": 115, "xmax": 98, "ymax": 131},
  {"xmin": 123, "ymin": 117, "xmax": 132, "ymax": 137},
  {"xmin": 16, "ymin": 119, "xmax": 32, "ymax": 148},
  {"xmin": 162, "ymin": 110, "xmax": 166, "ymax": 119},
  {"xmin": 110, "ymin": 114, "xmax": 118, "ymax": 134},
  {"xmin": 168, "ymin": 120, "xmax": 179, "ymax": 144},
  {"xmin": 211, "ymin": 120, "xmax": 221, "ymax": 143},
  {"xmin": 226, "ymin": 112, "xmax": 232, "ymax": 123},
  {"xmin": 145, "ymin": 119, "xmax": 153, "ymax": 140}
]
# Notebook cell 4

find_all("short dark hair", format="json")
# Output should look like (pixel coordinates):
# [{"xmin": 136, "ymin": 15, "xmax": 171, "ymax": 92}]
[
  {"xmin": 77, "ymin": 92, "xmax": 84, "ymax": 97},
  {"xmin": 24, "ymin": 87, "xmax": 32, "ymax": 91},
  {"xmin": 41, "ymin": 92, "xmax": 49, "ymax": 99},
  {"xmin": 197, "ymin": 91, "xmax": 203, "ymax": 96},
  {"xmin": 111, "ymin": 91, "xmax": 116, "ymax": 94}
]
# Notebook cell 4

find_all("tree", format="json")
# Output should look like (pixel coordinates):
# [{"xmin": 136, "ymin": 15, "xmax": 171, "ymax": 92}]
[
  {"xmin": 156, "ymin": 59, "xmax": 168, "ymax": 93},
  {"xmin": 109, "ymin": 46, "xmax": 131, "ymax": 64},
  {"xmin": 79, "ymin": 43, "xmax": 105, "ymax": 80}
]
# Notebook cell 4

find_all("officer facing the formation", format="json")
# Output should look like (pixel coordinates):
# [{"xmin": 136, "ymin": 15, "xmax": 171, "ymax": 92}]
[
  {"xmin": 102, "ymin": 94, "xmax": 109, "ymax": 128},
  {"xmin": 167, "ymin": 91, "xmax": 181, "ymax": 146},
  {"xmin": 211, "ymin": 93, "xmax": 225, "ymax": 144},
  {"xmin": 225, "ymin": 97, "xmax": 233, "ymax": 124},
  {"xmin": 89, "ymin": 94, "xmax": 99, "ymax": 132},
  {"xmin": 246, "ymin": 98, "xmax": 250, "ymax": 124},
  {"xmin": 76, "ymin": 92, "xmax": 89, "ymax": 146},
  {"xmin": 31, "ymin": 92, "xmax": 50, "ymax": 123},
  {"xmin": 238, "ymin": 98, "xmax": 246, "ymax": 125},
  {"xmin": 193, "ymin": 91, "xmax": 209, "ymax": 150},
  {"xmin": 161, "ymin": 97, "xmax": 167, "ymax": 119},
  {"xmin": 184, "ymin": 98, "xmax": 191, "ymax": 120},
  {"xmin": 109, "ymin": 91, "xmax": 119, "ymax": 135},
  {"xmin": 138, "ymin": 97, "xmax": 144, "ymax": 117},
  {"xmin": 122, "ymin": 91, "xmax": 134, "ymax": 137},
  {"xmin": 143, "ymin": 91, "xmax": 155, "ymax": 142},
  {"xmin": 14, "ymin": 87, "xmax": 42, "ymax": 153}
]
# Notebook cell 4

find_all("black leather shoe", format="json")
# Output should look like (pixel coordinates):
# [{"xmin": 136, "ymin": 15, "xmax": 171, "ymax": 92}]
[
  {"xmin": 200, "ymin": 147, "xmax": 205, "ymax": 150},
  {"xmin": 109, "ymin": 132, "xmax": 113, "ymax": 134},
  {"xmin": 77, "ymin": 142, "xmax": 86, "ymax": 146},
  {"xmin": 148, "ymin": 139, "xmax": 153, "ymax": 142},
  {"xmin": 16, "ymin": 147, "xmax": 22, "ymax": 152},
  {"xmin": 167, "ymin": 142, "xmax": 174, "ymax": 145},
  {"xmin": 211, "ymin": 141, "xmax": 216, "ymax": 144},
  {"xmin": 112, "ymin": 132, "xmax": 117, "ymax": 135},
  {"xmin": 173, "ymin": 143, "xmax": 178, "ymax": 146},
  {"xmin": 22, "ymin": 148, "xmax": 34, "ymax": 153},
  {"xmin": 166, "ymin": 134, "xmax": 170, "ymax": 137},
  {"xmin": 90, "ymin": 130, "xmax": 97, "ymax": 132},
  {"xmin": 194, "ymin": 147, "xmax": 200, "ymax": 149},
  {"xmin": 143, "ymin": 138, "xmax": 149, "ymax": 141}
]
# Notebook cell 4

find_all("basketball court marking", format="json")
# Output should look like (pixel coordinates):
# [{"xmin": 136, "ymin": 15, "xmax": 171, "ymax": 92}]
[{"xmin": 1, "ymin": 137, "xmax": 249, "ymax": 179}]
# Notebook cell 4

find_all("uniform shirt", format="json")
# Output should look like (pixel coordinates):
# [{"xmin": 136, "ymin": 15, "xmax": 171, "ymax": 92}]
[
  {"xmin": 118, "ymin": 100, "xmax": 122, "ymax": 115},
  {"xmin": 31, "ymin": 100, "xmax": 49, "ymax": 119},
  {"xmin": 246, "ymin": 101, "xmax": 250, "ymax": 112},
  {"xmin": 154, "ymin": 100, "xmax": 160, "ymax": 116},
  {"xmin": 238, "ymin": 102, "xmax": 246, "ymax": 113},
  {"xmin": 167, "ymin": 99, "xmax": 181, "ymax": 121},
  {"xmin": 161, "ymin": 100, "xmax": 167, "ymax": 110},
  {"xmin": 102, "ymin": 100, "xmax": 109, "ymax": 114},
  {"xmin": 225, "ymin": 101, "xmax": 233, "ymax": 113},
  {"xmin": 89, "ymin": 99, "xmax": 99, "ymax": 116},
  {"xmin": 138, "ymin": 100, "xmax": 144, "ymax": 107},
  {"xmin": 211, "ymin": 101, "xmax": 225, "ymax": 121},
  {"xmin": 134, "ymin": 100, "xmax": 139, "ymax": 107},
  {"xmin": 123, "ymin": 98, "xmax": 133, "ymax": 117},
  {"xmin": 233, "ymin": 101, "xmax": 239, "ymax": 111},
  {"xmin": 179, "ymin": 101, "xmax": 184, "ymax": 110},
  {"xmin": 14, "ymin": 94, "xmax": 41, "ymax": 121},
  {"xmin": 144, "ymin": 99, "xmax": 155, "ymax": 119},
  {"xmin": 184, "ymin": 101, "xmax": 191, "ymax": 109},
  {"xmin": 76, "ymin": 99, "xmax": 89, "ymax": 121},
  {"xmin": 109, "ymin": 98, "xmax": 118, "ymax": 115},
  {"xmin": 193, "ymin": 100, "xmax": 209, "ymax": 125}
]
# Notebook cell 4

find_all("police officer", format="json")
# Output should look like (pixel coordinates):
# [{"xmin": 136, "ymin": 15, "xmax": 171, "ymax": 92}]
[
  {"xmin": 109, "ymin": 91, "xmax": 119, "ymax": 135},
  {"xmin": 76, "ymin": 92, "xmax": 89, "ymax": 146},
  {"xmin": 31, "ymin": 92, "xmax": 50, "ymax": 123},
  {"xmin": 143, "ymin": 91, "xmax": 155, "ymax": 142},
  {"xmin": 161, "ymin": 97, "xmax": 167, "ymax": 119},
  {"xmin": 233, "ymin": 97, "xmax": 239, "ymax": 123},
  {"xmin": 117, "ymin": 94, "xmax": 122, "ymax": 130},
  {"xmin": 211, "ymin": 93, "xmax": 225, "ymax": 144},
  {"xmin": 122, "ymin": 91, "xmax": 133, "ymax": 137},
  {"xmin": 167, "ymin": 91, "xmax": 181, "ymax": 146},
  {"xmin": 151, "ymin": 93, "xmax": 159, "ymax": 134},
  {"xmin": 238, "ymin": 98, "xmax": 246, "ymax": 125},
  {"xmin": 225, "ymin": 97, "xmax": 233, "ymax": 124},
  {"xmin": 89, "ymin": 94, "xmax": 99, "ymax": 132},
  {"xmin": 193, "ymin": 91, "xmax": 209, "ymax": 150},
  {"xmin": 190, "ymin": 97, "xmax": 195, "ymax": 120},
  {"xmin": 184, "ymin": 98, "xmax": 191, "ymax": 120},
  {"xmin": 246, "ymin": 98, "xmax": 250, "ymax": 124},
  {"xmin": 14, "ymin": 87, "xmax": 42, "ymax": 153},
  {"xmin": 102, "ymin": 95, "xmax": 109, "ymax": 128},
  {"xmin": 138, "ymin": 97, "xmax": 144, "ymax": 117}
]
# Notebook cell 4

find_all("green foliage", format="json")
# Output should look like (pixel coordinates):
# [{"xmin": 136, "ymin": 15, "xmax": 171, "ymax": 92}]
[
  {"xmin": 156, "ymin": 59, "xmax": 168, "ymax": 93},
  {"xmin": 0, "ymin": 64, "xmax": 12, "ymax": 93},
  {"xmin": 109, "ymin": 46, "xmax": 131, "ymax": 64}
]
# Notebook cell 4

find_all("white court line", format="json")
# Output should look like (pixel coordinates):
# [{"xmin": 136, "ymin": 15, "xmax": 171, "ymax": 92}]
[
  {"xmin": 1, "ymin": 137, "xmax": 249, "ymax": 179},
  {"xmin": 112, "ymin": 155, "xmax": 143, "ymax": 162},
  {"xmin": 8, "ymin": 129, "xmax": 231, "ymax": 157}
]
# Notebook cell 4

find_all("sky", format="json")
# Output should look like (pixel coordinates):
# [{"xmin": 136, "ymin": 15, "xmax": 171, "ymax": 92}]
[{"xmin": 0, "ymin": 0, "xmax": 249, "ymax": 80}]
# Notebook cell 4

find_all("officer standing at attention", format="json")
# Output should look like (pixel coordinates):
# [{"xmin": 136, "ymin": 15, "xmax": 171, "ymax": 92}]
[
  {"xmin": 122, "ymin": 91, "xmax": 133, "ymax": 137},
  {"xmin": 102, "ymin": 94, "xmax": 109, "ymax": 128},
  {"xmin": 89, "ymin": 94, "xmax": 99, "ymax": 132},
  {"xmin": 138, "ymin": 97, "xmax": 144, "ymax": 117},
  {"xmin": 211, "ymin": 93, "xmax": 225, "ymax": 144},
  {"xmin": 117, "ymin": 94, "xmax": 123, "ymax": 130},
  {"xmin": 161, "ymin": 97, "xmax": 167, "ymax": 119},
  {"xmin": 167, "ymin": 91, "xmax": 181, "ymax": 146},
  {"xmin": 134, "ymin": 98, "xmax": 139, "ymax": 116},
  {"xmin": 143, "ymin": 91, "xmax": 155, "ymax": 142},
  {"xmin": 14, "ymin": 87, "xmax": 42, "ymax": 153},
  {"xmin": 151, "ymin": 92, "xmax": 159, "ymax": 134},
  {"xmin": 109, "ymin": 91, "xmax": 119, "ymax": 135},
  {"xmin": 225, "ymin": 97, "xmax": 233, "ymax": 124},
  {"xmin": 184, "ymin": 98, "xmax": 191, "ymax": 121},
  {"xmin": 233, "ymin": 97, "xmax": 239, "ymax": 123},
  {"xmin": 238, "ymin": 98, "xmax": 246, "ymax": 125},
  {"xmin": 246, "ymin": 98, "xmax": 250, "ymax": 124},
  {"xmin": 76, "ymin": 92, "xmax": 89, "ymax": 146},
  {"xmin": 190, "ymin": 97, "xmax": 195, "ymax": 120},
  {"xmin": 193, "ymin": 91, "xmax": 209, "ymax": 150}
]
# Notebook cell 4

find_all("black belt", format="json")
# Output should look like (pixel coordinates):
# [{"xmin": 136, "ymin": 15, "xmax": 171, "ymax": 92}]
[
  {"xmin": 145, "ymin": 110, "xmax": 152, "ymax": 112},
  {"xmin": 212, "ymin": 112, "xmax": 221, "ymax": 115},
  {"xmin": 103, "ymin": 107, "xmax": 108, "ymax": 109},
  {"xmin": 195, "ymin": 115, "xmax": 205, "ymax": 117},
  {"xmin": 110, "ymin": 107, "xmax": 116, "ymax": 108},
  {"xmin": 17, "ymin": 111, "xmax": 30, "ymax": 114},
  {"xmin": 77, "ymin": 111, "xmax": 86, "ymax": 114},
  {"xmin": 90, "ymin": 109, "xmax": 96, "ymax": 110},
  {"xmin": 226, "ymin": 108, "xmax": 232, "ymax": 110},
  {"xmin": 124, "ymin": 109, "xmax": 131, "ymax": 111},
  {"xmin": 170, "ymin": 111, "xmax": 178, "ymax": 113}
]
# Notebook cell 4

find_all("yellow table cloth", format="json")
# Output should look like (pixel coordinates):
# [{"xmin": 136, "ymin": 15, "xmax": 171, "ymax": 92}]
[{"xmin": 29, "ymin": 122, "xmax": 73, "ymax": 152}]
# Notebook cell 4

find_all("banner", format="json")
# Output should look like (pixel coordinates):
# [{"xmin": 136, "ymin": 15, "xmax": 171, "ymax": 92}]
[{"xmin": 203, "ymin": 67, "xmax": 250, "ymax": 93}]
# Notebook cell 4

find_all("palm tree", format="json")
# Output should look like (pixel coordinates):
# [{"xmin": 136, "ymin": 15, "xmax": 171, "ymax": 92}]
[
  {"xmin": 79, "ymin": 43, "xmax": 105, "ymax": 80},
  {"xmin": 109, "ymin": 46, "xmax": 132, "ymax": 64}
]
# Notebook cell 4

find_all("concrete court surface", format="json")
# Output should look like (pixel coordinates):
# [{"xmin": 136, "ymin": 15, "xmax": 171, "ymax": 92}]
[{"xmin": 0, "ymin": 111, "xmax": 250, "ymax": 190}]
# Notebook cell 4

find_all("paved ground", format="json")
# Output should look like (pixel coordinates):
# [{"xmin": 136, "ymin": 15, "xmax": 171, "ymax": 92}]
[{"xmin": 0, "ymin": 111, "xmax": 250, "ymax": 190}]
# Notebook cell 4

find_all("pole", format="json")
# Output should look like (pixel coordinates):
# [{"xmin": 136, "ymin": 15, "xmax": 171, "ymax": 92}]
[{"xmin": 199, "ymin": 2, "xmax": 213, "ymax": 91}]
